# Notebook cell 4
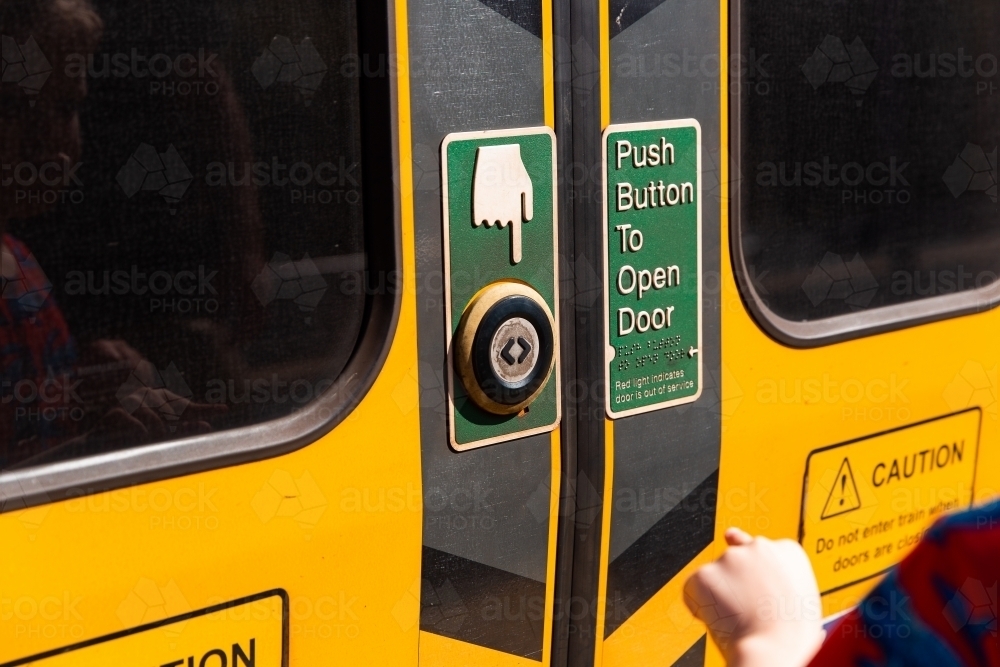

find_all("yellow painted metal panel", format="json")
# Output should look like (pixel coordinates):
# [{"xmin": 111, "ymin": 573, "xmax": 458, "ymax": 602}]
[
  {"xmin": 542, "ymin": 428, "xmax": 562, "ymax": 665},
  {"xmin": 543, "ymin": 0, "xmax": 555, "ymax": 128},
  {"xmin": 0, "ymin": 2, "xmax": 425, "ymax": 666},
  {"xmin": 596, "ymin": 3, "xmax": 612, "ymax": 665},
  {"xmin": 599, "ymin": 0, "xmax": 610, "ymax": 129}
]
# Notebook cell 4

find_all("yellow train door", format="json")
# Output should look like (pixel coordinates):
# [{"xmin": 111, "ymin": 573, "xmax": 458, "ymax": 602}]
[
  {"xmin": 1, "ymin": 0, "xmax": 567, "ymax": 665},
  {"xmin": 567, "ymin": 1, "xmax": 1000, "ymax": 666},
  {"xmin": 2, "ymin": 1, "xmax": 997, "ymax": 667},
  {"xmin": 1, "ymin": 0, "xmax": 427, "ymax": 664}
]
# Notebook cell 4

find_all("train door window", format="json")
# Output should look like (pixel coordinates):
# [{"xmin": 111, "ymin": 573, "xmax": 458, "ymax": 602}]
[
  {"xmin": 0, "ymin": 0, "xmax": 395, "ymax": 477},
  {"xmin": 732, "ymin": 1, "xmax": 1000, "ymax": 345}
]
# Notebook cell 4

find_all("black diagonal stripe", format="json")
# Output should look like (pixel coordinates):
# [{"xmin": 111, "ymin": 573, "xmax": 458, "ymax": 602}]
[
  {"xmin": 609, "ymin": 0, "xmax": 670, "ymax": 37},
  {"xmin": 604, "ymin": 470, "xmax": 718, "ymax": 637},
  {"xmin": 421, "ymin": 546, "xmax": 545, "ymax": 660},
  {"xmin": 476, "ymin": 0, "xmax": 543, "ymax": 38},
  {"xmin": 674, "ymin": 635, "xmax": 707, "ymax": 667}
]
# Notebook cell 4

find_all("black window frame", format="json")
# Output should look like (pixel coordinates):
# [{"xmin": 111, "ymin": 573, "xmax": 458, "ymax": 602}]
[
  {"xmin": 728, "ymin": 1, "xmax": 1000, "ymax": 348},
  {"xmin": 0, "ymin": 0, "xmax": 401, "ymax": 511}
]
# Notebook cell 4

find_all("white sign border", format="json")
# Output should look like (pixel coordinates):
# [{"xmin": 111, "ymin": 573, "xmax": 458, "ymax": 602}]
[
  {"xmin": 440, "ymin": 126, "xmax": 561, "ymax": 451},
  {"xmin": 602, "ymin": 119, "xmax": 704, "ymax": 420}
]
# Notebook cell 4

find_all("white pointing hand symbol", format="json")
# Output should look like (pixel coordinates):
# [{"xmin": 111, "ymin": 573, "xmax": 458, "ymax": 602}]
[{"xmin": 472, "ymin": 144, "xmax": 534, "ymax": 264}]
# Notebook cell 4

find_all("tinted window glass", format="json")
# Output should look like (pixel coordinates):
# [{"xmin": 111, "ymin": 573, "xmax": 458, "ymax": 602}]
[
  {"xmin": 738, "ymin": 2, "xmax": 999, "ymax": 322},
  {"xmin": 1, "ymin": 0, "xmax": 370, "ymax": 469}
]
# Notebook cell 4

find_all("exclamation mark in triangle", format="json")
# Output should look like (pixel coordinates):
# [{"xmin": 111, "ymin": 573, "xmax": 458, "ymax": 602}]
[{"xmin": 821, "ymin": 458, "xmax": 862, "ymax": 520}]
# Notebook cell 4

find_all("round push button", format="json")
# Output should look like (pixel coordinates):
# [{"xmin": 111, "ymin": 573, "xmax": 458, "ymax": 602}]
[
  {"xmin": 454, "ymin": 283, "xmax": 556, "ymax": 415},
  {"xmin": 489, "ymin": 317, "xmax": 539, "ymax": 386}
]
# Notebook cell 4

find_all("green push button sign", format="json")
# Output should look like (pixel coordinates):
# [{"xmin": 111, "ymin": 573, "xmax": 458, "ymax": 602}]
[
  {"xmin": 603, "ymin": 120, "xmax": 702, "ymax": 419},
  {"xmin": 441, "ymin": 127, "xmax": 560, "ymax": 451}
]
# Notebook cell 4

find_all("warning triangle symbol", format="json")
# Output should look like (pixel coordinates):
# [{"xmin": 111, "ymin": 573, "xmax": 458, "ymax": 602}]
[{"xmin": 821, "ymin": 458, "xmax": 862, "ymax": 520}]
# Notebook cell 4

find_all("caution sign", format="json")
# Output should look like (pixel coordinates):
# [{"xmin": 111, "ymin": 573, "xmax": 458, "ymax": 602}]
[
  {"xmin": 799, "ymin": 410, "xmax": 981, "ymax": 594},
  {"xmin": 0, "ymin": 591, "xmax": 287, "ymax": 667},
  {"xmin": 820, "ymin": 458, "xmax": 861, "ymax": 520}
]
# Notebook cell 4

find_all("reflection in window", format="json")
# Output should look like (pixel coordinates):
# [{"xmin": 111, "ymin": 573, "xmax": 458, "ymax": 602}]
[
  {"xmin": 738, "ymin": 2, "xmax": 999, "ymax": 322},
  {"xmin": 1, "ymin": 0, "xmax": 369, "ymax": 468}
]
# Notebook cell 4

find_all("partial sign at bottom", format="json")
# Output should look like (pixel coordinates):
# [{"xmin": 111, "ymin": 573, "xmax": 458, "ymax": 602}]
[{"xmin": 1, "ymin": 590, "xmax": 287, "ymax": 667}]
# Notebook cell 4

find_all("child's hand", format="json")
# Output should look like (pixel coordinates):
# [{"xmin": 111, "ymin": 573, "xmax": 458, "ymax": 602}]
[{"xmin": 684, "ymin": 528, "xmax": 825, "ymax": 667}]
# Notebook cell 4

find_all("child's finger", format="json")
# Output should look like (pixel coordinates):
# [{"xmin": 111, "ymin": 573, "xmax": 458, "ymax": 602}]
[{"xmin": 725, "ymin": 527, "xmax": 753, "ymax": 546}]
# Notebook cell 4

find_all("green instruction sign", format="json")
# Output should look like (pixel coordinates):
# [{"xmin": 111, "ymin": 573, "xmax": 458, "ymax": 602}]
[
  {"xmin": 603, "ymin": 120, "xmax": 702, "ymax": 419},
  {"xmin": 441, "ymin": 127, "xmax": 560, "ymax": 450}
]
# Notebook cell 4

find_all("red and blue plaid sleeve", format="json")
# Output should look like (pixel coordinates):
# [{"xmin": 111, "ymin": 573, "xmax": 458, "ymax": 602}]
[
  {"xmin": 810, "ymin": 500, "xmax": 1000, "ymax": 667},
  {"xmin": 1, "ymin": 235, "xmax": 79, "ymax": 464}
]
